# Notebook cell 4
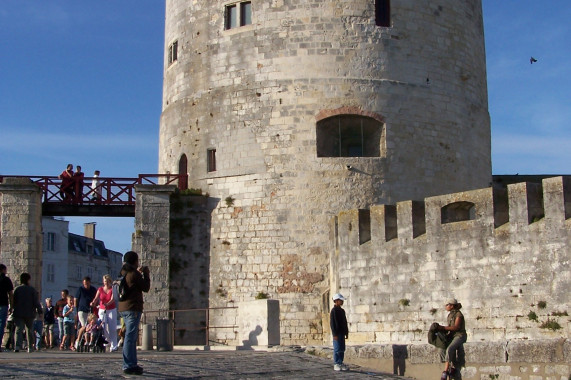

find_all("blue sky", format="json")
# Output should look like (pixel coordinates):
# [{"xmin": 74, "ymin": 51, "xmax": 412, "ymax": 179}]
[{"xmin": 1, "ymin": 1, "xmax": 569, "ymax": 254}]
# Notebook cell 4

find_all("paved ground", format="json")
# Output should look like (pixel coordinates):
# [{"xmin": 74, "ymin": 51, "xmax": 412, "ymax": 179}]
[{"xmin": 0, "ymin": 349, "xmax": 413, "ymax": 379}]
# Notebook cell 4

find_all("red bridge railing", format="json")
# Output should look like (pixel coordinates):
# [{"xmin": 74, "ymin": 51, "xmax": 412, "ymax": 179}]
[{"xmin": 0, "ymin": 174, "xmax": 188, "ymax": 206}]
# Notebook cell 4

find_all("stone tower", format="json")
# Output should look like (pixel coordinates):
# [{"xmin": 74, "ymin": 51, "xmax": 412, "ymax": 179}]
[{"xmin": 159, "ymin": 0, "xmax": 490, "ymax": 345}]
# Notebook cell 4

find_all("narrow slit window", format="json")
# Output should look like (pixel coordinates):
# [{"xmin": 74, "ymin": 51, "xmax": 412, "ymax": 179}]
[
  {"xmin": 375, "ymin": 0, "xmax": 391, "ymax": 27},
  {"xmin": 207, "ymin": 149, "xmax": 217, "ymax": 172},
  {"xmin": 168, "ymin": 40, "xmax": 178, "ymax": 66}
]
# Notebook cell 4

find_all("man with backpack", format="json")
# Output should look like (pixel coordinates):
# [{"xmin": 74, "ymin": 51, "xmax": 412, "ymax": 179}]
[{"xmin": 118, "ymin": 251, "xmax": 150, "ymax": 375}]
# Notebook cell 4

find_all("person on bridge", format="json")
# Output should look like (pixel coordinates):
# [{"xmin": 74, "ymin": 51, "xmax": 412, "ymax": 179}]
[
  {"xmin": 91, "ymin": 170, "xmax": 101, "ymax": 202},
  {"xmin": 58, "ymin": 164, "xmax": 74, "ymax": 202},
  {"xmin": 0, "ymin": 264, "xmax": 14, "ymax": 351},
  {"xmin": 74, "ymin": 165, "xmax": 85, "ymax": 203}
]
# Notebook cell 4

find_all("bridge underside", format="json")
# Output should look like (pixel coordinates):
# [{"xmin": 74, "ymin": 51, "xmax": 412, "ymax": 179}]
[{"xmin": 42, "ymin": 204, "xmax": 135, "ymax": 217}]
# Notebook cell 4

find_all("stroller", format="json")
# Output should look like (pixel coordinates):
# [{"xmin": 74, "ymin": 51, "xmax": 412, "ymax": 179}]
[{"xmin": 78, "ymin": 314, "xmax": 107, "ymax": 353}]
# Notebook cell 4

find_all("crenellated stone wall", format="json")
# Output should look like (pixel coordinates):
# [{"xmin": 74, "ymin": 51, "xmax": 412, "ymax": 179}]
[{"xmin": 330, "ymin": 176, "xmax": 570, "ymax": 345}]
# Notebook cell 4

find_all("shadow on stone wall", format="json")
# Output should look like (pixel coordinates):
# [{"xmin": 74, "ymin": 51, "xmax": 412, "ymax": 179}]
[{"xmin": 169, "ymin": 193, "xmax": 216, "ymax": 345}]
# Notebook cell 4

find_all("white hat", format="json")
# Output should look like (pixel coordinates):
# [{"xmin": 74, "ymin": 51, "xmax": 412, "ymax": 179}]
[
  {"xmin": 445, "ymin": 298, "xmax": 458, "ymax": 306},
  {"xmin": 332, "ymin": 293, "xmax": 346, "ymax": 301}
]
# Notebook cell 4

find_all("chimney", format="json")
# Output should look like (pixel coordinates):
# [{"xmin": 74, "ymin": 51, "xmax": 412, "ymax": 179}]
[{"xmin": 84, "ymin": 222, "xmax": 96, "ymax": 239}]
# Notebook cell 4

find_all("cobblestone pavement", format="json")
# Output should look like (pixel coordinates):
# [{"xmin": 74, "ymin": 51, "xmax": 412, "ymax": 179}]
[{"xmin": 0, "ymin": 349, "xmax": 413, "ymax": 379}]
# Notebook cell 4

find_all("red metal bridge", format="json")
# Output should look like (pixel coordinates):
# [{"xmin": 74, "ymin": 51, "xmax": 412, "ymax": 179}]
[{"xmin": 0, "ymin": 174, "xmax": 187, "ymax": 217}]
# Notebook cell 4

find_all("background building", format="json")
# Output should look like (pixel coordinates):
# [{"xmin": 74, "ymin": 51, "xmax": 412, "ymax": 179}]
[{"xmin": 41, "ymin": 218, "xmax": 123, "ymax": 302}]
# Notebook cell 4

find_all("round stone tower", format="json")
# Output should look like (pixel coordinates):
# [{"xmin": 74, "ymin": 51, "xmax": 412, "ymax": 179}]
[{"xmin": 159, "ymin": 0, "xmax": 490, "ymax": 345}]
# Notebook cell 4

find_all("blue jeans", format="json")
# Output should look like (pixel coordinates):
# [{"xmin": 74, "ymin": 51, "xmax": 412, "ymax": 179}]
[
  {"xmin": 441, "ymin": 334, "xmax": 467, "ymax": 367},
  {"xmin": 0, "ymin": 306, "xmax": 8, "ymax": 346},
  {"xmin": 120, "ymin": 311, "xmax": 141, "ymax": 370},
  {"xmin": 333, "ymin": 335, "xmax": 346, "ymax": 365},
  {"xmin": 33, "ymin": 320, "xmax": 43, "ymax": 349}
]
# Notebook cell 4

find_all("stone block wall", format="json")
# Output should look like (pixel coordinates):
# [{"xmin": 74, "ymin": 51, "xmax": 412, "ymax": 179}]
[
  {"xmin": 133, "ymin": 185, "xmax": 177, "ymax": 313},
  {"xmin": 331, "ymin": 177, "xmax": 570, "ymax": 344},
  {"xmin": 159, "ymin": 0, "xmax": 492, "ymax": 346},
  {"xmin": 168, "ymin": 193, "xmax": 213, "ymax": 345},
  {"xmin": 0, "ymin": 177, "xmax": 43, "ymax": 290}
]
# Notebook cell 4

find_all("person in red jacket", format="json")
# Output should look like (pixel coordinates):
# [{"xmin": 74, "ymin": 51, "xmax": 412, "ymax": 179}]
[{"xmin": 58, "ymin": 164, "xmax": 74, "ymax": 202}]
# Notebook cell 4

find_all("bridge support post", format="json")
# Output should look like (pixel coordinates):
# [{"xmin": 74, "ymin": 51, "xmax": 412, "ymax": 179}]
[
  {"xmin": 0, "ymin": 177, "xmax": 43, "ymax": 289},
  {"xmin": 133, "ymin": 184, "xmax": 177, "ymax": 314}
]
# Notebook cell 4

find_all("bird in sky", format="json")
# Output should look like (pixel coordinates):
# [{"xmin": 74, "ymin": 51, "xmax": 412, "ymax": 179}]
[{"xmin": 530, "ymin": 56, "xmax": 538, "ymax": 64}]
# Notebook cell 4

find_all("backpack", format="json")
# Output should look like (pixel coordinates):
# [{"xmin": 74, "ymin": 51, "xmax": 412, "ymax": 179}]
[
  {"xmin": 428, "ymin": 322, "xmax": 451, "ymax": 349},
  {"xmin": 117, "ymin": 275, "xmax": 129, "ymax": 302}
]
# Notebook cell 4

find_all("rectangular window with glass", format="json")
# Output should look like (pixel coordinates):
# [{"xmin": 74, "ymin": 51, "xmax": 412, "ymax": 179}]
[
  {"xmin": 225, "ymin": 1, "xmax": 251, "ymax": 30},
  {"xmin": 225, "ymin": 4, "xmax": 238, "ymax": 29},
  {"xmin": 47, "ymin": 264, "xmax": 55, "ymax": 283},
  {"xmin": 240, "ymin": 2, "xmax": 252, "ymax": 26},
  {"xmin": 168, "ymin": 40, "xmax": 178, "ymax": 66},
  {"xmin": 46, "ymin": 232, "xmax": 56, "ymax": 251}
]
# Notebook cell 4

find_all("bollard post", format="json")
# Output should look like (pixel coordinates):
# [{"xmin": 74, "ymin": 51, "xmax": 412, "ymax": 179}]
[{"xmin": 141, "ymin": 324, "xmax": 153, "ymax": 350}]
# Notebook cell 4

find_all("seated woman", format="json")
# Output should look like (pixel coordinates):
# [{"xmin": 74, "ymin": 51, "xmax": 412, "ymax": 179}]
[{"xmin": 437, "ymin": 298, "xmax": 467, "ymax": 380}]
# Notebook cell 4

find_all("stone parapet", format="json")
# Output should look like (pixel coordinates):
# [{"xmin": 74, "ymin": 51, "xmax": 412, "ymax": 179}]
[
  {"xmin": 306, "ymin": 339, "xmax": 570, "ymax": 380},
  {"xmin": 332, "ymin": 177, "xmax": 570, "ymax": 344}
]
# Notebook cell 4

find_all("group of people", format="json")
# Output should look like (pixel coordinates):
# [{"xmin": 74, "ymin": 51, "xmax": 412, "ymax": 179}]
[
  {"xmin": 54, "ymin": 275, "xmax": 120, "ymax": 352},
  {"xmin": 58, "ymin": 164, "xmax": 101, "ymax": 203},
  {"xmin": 0, "ymin": 250, "xmax": 151, "ymax": 376},
  {"xmin": 330, "ymin": 293, "xmax": 467, "ymax": 379}
]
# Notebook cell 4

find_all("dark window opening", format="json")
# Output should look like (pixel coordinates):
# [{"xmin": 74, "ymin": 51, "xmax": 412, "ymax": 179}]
[
  {"xmin": 441, "ymin": 201, "xmax": 476, "ymax": 224},
  {"xmin": 358, "ymin": 209, "xmax": 371, "ymax": 245},
  {"xmin": 168, "ymin": 40, "xmax": 178, "ymax": 66},
  {"xmin": 225, "ymin": 1, "xmax": 251, "ymax": 30},
  {"xmin": 384, "ymin": 205, "xmax": 397, "ymax": 241},
  {"xmin": 207, "ymin": 149, "xmax": 216, "ymax": 172},
  {"xmin": 178, "ymin": 154, "xmax": 188, "ymax": 190},
  {"xmin": 316, "ymin": 115, "xmax": 384, "ymax": 157},
  {"xmin": 375, "ymin": 0, "xmax": 391, "ymax": 27}
]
